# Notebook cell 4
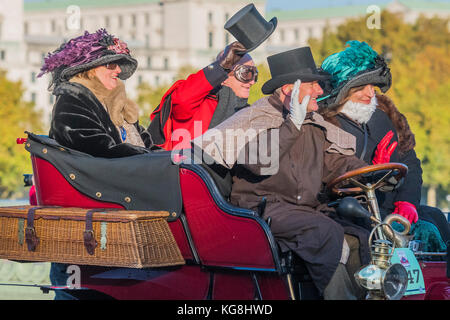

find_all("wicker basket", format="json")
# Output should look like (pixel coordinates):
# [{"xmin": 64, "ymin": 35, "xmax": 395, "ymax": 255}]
[{"xmin": 0, "ymin": 206, "xmax": 185, "ymax": 268}]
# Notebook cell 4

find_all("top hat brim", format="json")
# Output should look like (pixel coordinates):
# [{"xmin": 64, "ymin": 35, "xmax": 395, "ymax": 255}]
[
  {"xmin": 60, "ymin": 54, "xmax": 138, "ymax": 82},
  {"xmin": 242, "ymin": 17, "xmax": 278, "ymax": 53},
  {"xmin": 262, "ymin": 71, "xmax": 330, "ymax": 95}
]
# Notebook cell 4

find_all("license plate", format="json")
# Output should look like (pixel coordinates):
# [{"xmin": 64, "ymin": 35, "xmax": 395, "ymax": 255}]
[{"xmin": 390, "ymin": 248, "xmax": 426, "ymax": 296}]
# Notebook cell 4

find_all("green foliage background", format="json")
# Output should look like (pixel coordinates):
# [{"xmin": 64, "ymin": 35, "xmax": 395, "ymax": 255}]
[
  {"xmin": 307, "ymin": 11, "xmax": 450, "ymax": 205},
  {"xmin": 0, "ymin": 71, "xmax": 43, "ymax": 198}
]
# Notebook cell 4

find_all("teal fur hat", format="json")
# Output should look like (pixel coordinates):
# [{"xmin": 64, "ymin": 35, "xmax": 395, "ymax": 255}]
[{"xmin": 318, "ymin": 40, "xmax": 391, "ymax": 108}]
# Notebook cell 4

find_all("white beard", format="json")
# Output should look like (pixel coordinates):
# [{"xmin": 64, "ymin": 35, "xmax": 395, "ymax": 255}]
[{"xmin": 341, "ymin": 96, "xmax": 378, "ymax": 124}]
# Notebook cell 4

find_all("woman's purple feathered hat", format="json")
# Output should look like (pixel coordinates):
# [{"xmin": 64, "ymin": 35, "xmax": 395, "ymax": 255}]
[{"xmin": 38, "ymin": 29, "xmax": 137, "ymax": 85}]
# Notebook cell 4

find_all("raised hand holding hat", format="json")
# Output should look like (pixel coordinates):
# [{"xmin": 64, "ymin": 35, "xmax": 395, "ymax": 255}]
[{"xmin": 219, "ymin": 41, "xmax": 247, "ymax": 72}]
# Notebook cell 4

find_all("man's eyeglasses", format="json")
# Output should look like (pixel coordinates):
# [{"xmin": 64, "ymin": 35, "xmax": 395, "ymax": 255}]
[
  {"xmin": 105, "ymin": 63, "xmax": 119, "ymax": 70},
  {"xmin": 234, "ymin": 65, "xmax": 258, "ymax": 83}
]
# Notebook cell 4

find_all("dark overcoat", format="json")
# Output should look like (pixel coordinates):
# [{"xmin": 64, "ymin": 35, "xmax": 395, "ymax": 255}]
[
  {"xmin": 49, "ymin": 82, "xmax": 153, "ymax": 158},
  {"xmin": 228, "ymin": 95, "xmax": 368, "ymax": 293}
]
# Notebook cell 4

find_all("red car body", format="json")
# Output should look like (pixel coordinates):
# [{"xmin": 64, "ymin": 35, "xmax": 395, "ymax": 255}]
[{"xmin": 27, "ymin": 150, "xmax": 449, "ymax": 300}]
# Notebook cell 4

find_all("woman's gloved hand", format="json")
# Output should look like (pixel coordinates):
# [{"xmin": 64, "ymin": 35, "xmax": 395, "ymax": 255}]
[
  {"xmin": 372, "ymin": 130, "xmax": 398, "ymax": 164},
  {"xmin": 393, "ymin": 201, "xmax": 419, "ymax": 224},
  {"xmin": 218, "ymin": 41, "xmax": 246, "ymax": 72},
  {"xmin": 289, "ymin": 79, "xmax": 310, "ymax": 131}
]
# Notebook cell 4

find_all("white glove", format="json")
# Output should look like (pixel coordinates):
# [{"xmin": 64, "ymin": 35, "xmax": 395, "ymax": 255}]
[{"xmin": 289, "ymin": 79, "xmax": 310, "ymax": 131}]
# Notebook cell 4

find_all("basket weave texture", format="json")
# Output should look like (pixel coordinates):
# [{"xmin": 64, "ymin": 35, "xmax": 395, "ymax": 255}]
[{"xmin": 0, "ymin": 206, "xmax": 185, "ymax": 268}]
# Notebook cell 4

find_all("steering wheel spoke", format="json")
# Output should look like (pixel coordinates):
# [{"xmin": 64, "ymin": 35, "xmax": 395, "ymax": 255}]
[{"xmin": 327, "ymin": 163, "xmax": 408, "ymax": 196}]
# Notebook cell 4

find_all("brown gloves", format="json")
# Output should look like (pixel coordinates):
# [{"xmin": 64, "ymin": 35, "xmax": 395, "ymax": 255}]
[{"xmin": 218, "ymin": 41, "xmax": 246, "ymax": 72}]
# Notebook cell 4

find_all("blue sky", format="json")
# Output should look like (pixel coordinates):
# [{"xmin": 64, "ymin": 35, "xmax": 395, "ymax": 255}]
[
  {"xmin": 266, "ymin": 0, "xmax": 388, "ymax": 11},
  {"xmin": 265, "ymin": 0, "xmax": 450, "ymax": 11},
  {"xmin": 23, "ymin": 0, "xmax": 450, "ymax": 10}
]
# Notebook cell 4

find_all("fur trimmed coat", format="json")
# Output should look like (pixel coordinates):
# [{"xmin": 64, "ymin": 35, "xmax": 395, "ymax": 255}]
[
  {"xmin": 324, "ymin": 94, "xmax": 423, "ymax": 215},
  {"xmin": 49, "ymin": 81, "xmax": 154, "ymax": 158}
]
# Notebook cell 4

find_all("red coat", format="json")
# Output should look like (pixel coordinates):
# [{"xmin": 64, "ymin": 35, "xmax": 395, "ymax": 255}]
[{"xmin": 150, "ymin": 62, "xmax": 227, "ymax": 150}]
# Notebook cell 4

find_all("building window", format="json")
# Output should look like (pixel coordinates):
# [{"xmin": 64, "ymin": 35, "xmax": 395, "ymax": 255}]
[
  {"xmin": 294, "ymin": 29, "xmax": 299, "ymax": 41},
  {"xmin": 155, "ymin": 75, "xmax": 160, "ymax": 86},
  {"xmin": 105, "ymin": 16, "xmax": 110, "ymax": 28},
  {"xmin": 145, "ymin": 13, "xmax": 150, "ymax": 26},
  {"xmin": 208, "ymin": 32, "xmax": 213, "ymax": 48},
  {"xmin": 51, "ymin": 20, "xmax": 56, "ymax": 33},
  {"xmin": 225, "ymin": 32, "xmax": 229, "ymax": 46},
  {"xmin": 208, "ymin": 12, "xmax": 213, "ymax": 23},
  {"xmin": 0, "ymin": 50, "xmax": 5, "ymax": 61},
  {"xmin": 164, "ymin": 57, "xmax": 169, "ymax": 70},
  {"xmin": 147, "ymin": 56, "xmax": 151, "ymax": 69},
  {"xmin": 31, "ymin": 92, "xmax": 36, "ymax": 104},
  {"xmin": 118, "ymin": 15, "xmax": 123, "ymax": 28},
  {"xmin": 49, "ymin": 94, "xmax": 54, "ymax": 104},
  {"xmin": 31, "ymin": 72, "xmax": 36, "ymax": 83},
  {"xmin": 131, "ymin": 14, "xmax": 137, "ymax": 27}
]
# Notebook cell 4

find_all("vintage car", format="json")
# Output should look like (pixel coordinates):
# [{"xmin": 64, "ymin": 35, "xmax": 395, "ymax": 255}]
[{"xmin": 2, "ymin": 132, "xmax": 448, "ymax": 300}]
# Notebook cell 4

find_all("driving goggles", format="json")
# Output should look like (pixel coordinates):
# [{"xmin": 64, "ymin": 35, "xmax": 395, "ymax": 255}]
[{"xmin": 234, "ymin": 65, "xmax": 258, "ymax": 83}]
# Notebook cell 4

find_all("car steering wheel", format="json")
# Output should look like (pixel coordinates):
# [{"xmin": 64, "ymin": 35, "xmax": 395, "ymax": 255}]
[
  {"xmin": 326, "ymin": 163, "xmax": 408, "ymax": 197},
  {"xmin": 327, "ymin": 163, "xmax": 409, "ymax": 241}
]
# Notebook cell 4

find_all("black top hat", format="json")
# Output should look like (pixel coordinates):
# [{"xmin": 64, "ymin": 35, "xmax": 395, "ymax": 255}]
[
  {"xmin": 261, "ymin": 47, "xmax": 330, "ymax": 95},
  {"xmin": 224, "ymin": 3, "xmax": 277, "ymax": 53}
]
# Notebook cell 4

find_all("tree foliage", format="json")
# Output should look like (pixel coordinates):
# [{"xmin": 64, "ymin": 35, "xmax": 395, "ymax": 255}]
[
  {"xmin": 0, "ymin": 71, "xmax": 44, "ymax": 198},
  {"xmin": 309, "ymin": 10, "xmax": 450, "ymax": 191}
]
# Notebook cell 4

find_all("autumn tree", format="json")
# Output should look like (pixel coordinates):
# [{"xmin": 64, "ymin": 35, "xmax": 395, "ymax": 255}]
[
  {"xmin": 309, "ymin": 10, "xmax": 450, "ymax": 206},
  {"xmin": 0, "ymin": 71, "xmax": 44, "ymax": 198}
]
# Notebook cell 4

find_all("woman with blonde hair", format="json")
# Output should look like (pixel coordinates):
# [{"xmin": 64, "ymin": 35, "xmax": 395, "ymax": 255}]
[{"xmin": 38, "ymin": 28, "xmax": 156, "ymax": 158}]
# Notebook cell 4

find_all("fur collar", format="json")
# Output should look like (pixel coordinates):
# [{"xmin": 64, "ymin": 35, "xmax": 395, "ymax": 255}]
[
  {"xmin": 70, "ymin": 75, "xmax": 139, "ymax": 127},
  {"xmin": 375, "ymin": 93, "xmax": 416, "ymax": 155}
]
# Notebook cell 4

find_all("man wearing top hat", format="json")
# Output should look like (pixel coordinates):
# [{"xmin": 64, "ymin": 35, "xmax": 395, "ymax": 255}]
[
  {"xmin": 148, "ymin": 4, "xmax": 277, "ymax": 151},
  {"xmin": 192, "ymin": 47, "xmax": 397, "ymax": 299}
]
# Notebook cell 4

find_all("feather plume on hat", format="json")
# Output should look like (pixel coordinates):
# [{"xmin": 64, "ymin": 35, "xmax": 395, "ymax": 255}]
[
  {"xmin": 39, "ymin": 29, "xmax": 137, "ymax": 88},
  {"xmin": 318, "ymin": 40, "xmax": 392, "ymax": 109}
]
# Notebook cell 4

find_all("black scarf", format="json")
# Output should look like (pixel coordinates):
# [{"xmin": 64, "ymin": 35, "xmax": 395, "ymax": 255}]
[{"xmin": 208, "ymin": 85, "xmax": 249, "ymax": 129}]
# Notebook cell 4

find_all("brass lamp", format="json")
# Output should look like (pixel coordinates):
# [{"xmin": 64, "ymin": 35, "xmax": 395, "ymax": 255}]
[{"xmin": 354, "ymin": 223, "xmax": 408, "ymax": 300}]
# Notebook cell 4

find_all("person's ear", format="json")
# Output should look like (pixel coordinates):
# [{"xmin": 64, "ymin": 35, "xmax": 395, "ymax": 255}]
[{"xmin": 281, "ymin": 84, "xmax": 293, "ymax": 97}]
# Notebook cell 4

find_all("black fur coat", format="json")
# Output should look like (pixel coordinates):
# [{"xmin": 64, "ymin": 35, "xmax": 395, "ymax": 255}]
[
  {"xmin": 323, "ymin": 94, "xmax": 423, "ymax": 214},
  {"xmin": 49, "ymin": 82, "xmax": 154, "ymax": 158}
]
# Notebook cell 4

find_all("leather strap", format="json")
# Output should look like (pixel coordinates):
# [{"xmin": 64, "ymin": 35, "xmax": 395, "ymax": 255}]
[
  {"xmin": 84, "ymin": 208, "xmax": 120, "ymax": 255},
  {"xmin": 25, "ymin": 206, "xmax": 56, "ymax": 252}
]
